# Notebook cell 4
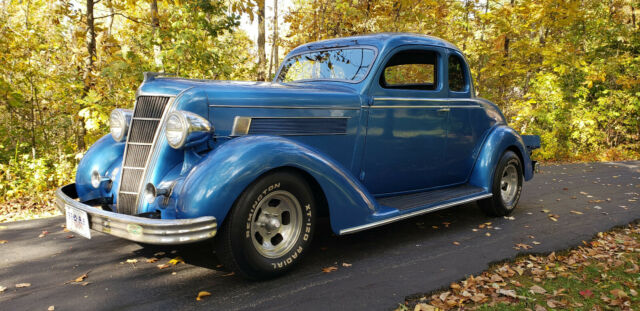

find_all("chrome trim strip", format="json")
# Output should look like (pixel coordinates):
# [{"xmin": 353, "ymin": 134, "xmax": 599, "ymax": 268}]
[
  {"xmin": 55, "ymin": 184, "xmax": 217, "ymax": 245},
  {"xmin": 367, "ymin": 105, "xmax": 482, "ymax": 109},
  {"xmin": 338, "ymin": 193, "xmax": 492, "ymax": 235},
  {"xmin": 373, "ymin": 97, "xmax": 485, "ymax": 103},
  {"xmin": 209, "ymin": 105, "xmax": 360, "ymax": 110},
  {"xmin": 119, "ymin": 191, "xmax": 139, "ymax": 195},
  {"xmin": 122, "ymin": 166, "xmax": 144, "ymax": 170},
  {"xmin": 230, "ymin": 116, "xmax": 252, "ymax": 136},
  {"xmin": 126, "ymin": 142, "xmax": 153, "ymax": 146},
  {"xmin": 132, "ymin": 117, "xmax": 162, "ymax": 121}
]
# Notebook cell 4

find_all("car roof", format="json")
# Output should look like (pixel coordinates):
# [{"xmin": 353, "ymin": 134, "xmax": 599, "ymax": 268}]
[{"xmin": 287, "ymin": 33, "xmax": 461, "ymax": 55}]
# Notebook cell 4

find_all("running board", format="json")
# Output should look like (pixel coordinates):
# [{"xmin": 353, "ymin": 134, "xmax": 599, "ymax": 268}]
[{"xmin": 339, "ymin": 191, "xmax": 492, "ymax": 235}]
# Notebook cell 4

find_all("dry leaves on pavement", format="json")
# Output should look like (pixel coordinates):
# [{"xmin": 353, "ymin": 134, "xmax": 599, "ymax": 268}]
[
  {"xmin": 322, "ymin": 266, "xmax": 338, "ymax": 273},
  {"xmin": 196, "ymin": 291, "xmax": 211, "ymax": 301}
]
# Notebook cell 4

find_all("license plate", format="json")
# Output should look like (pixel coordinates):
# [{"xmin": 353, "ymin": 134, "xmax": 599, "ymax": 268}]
[{"xmin": 65, "ymin": 205, "xmax": 91, "ymax": 239}]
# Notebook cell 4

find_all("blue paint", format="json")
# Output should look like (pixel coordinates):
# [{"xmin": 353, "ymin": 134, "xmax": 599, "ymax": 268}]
[{"xmin": 77, "ymin": 33, "xmax": 539, "ymax": 235}]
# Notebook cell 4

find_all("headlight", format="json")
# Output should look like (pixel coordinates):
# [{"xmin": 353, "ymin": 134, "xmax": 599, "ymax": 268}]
[
  {"xmin": 165, "ymin": 110, "xmax": 212, "ymax": 149},
  {"xmin": 110, "ymin": 109, "xmax": 133, "ymax": 142}
]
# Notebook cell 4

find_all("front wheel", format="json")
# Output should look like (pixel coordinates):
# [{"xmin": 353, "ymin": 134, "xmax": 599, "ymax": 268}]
[
  {"xmin": 478, "ymin": 150, "xmax": 523, "ymax": 216},
  {"xmin": 215, "ymin": 169, "xmax": 316, "ymax": 280}
]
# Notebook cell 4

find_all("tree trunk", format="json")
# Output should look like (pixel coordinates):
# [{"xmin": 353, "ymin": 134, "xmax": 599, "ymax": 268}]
[
  {"xmin": 257, "ymin": 0, "xmax": 266, "ymax": 81},
  {"xmin": 78, "ymin": 0, "xmax": 96, "ymax": 151},
  {"xmin": 151, "ymin": 0, "xmax": 163, "ymax": 69},
  {"xmin": 268, "ymin": 0, "xmax": 278, "ymax": 78}
]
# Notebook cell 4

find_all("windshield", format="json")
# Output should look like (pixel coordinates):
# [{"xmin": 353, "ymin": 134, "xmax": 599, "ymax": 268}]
[{"xmin": 276, "ymin": 48, "xmax": 376, "ymax": 83}]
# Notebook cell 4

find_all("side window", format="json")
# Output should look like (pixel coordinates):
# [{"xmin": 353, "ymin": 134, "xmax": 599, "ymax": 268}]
[
  {"xmin": 448, "ymin": 54, "xmax": 467, "ymax": 92},
  {"xmin": 380, "ymin": 50, "xmax": 438, "ymax": 90}
]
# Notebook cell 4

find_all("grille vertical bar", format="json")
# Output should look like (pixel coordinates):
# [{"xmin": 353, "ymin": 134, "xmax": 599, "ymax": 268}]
[{"xmin": 117, "ymin": 96, "xmax": 170, "ymax": 215}]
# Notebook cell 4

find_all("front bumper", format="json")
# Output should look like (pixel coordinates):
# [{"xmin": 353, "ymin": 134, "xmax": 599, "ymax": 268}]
[{"xmin": 55, "ymin": 184, "xmax": 217, "ymax": 245}]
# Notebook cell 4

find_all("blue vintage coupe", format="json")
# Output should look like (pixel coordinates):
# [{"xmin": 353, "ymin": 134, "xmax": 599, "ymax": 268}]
[{"xmin": 56, "ymin": 33, "xmax": 540, "ymax": 279}]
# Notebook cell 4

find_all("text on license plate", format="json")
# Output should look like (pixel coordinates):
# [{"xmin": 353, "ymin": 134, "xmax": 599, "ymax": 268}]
[{"xmin": 65, "ymin": 205, "xmax": 91, "ymax": 239}]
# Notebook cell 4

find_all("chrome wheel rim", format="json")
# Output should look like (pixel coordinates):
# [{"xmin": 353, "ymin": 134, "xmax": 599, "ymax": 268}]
[
  {"xmin": 250, "ymin": 190, "xmax": 302, "ymax": 258},
  {"xmin": 500, "ymin": 163, "xmax": 519, "ymax": 204}
]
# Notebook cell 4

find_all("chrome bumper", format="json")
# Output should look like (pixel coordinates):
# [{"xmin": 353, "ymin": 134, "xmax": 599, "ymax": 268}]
[{"xmin": 55, "ymin": 184, "xmax": 217, "ymax": 245}]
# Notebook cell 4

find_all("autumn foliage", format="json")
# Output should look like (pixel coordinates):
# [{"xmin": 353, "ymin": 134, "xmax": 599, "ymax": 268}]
[{"xmin": 1, "ymin": 0, "xmax": 639, "ymax": 210}]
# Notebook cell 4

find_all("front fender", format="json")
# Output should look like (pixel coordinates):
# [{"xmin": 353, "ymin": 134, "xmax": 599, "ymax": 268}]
[
  {"xmin": 76, "ymin": 134, "xmax": 125, "ymax": 202},
  {"xmin": 468, "ymin": 125, "xmax": 534, "ymax": 191},
  {"xmin": 177, "ymin": 135, "xmax": 376, "ymax": 233}
]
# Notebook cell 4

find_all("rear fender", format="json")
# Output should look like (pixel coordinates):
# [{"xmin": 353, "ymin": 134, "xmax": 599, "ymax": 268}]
[
  {"xmin": 469, "ymin": 125, "xmax": 534, "ymax": 191},
  {"xmin": 177, "ymin": 136, "xmax": 376, "ymax": 233}
]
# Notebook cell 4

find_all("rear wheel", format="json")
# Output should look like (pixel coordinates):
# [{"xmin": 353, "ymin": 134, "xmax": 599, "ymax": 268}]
[
  {"xmin": 478, "ymin": 150, "xmax": 523, "ymax": 216},
  {"xmin": 215, "ymin": 169, "xmax": 316, "ymax": 280}
]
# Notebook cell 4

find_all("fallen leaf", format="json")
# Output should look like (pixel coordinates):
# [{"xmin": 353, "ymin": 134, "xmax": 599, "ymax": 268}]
[
  {"xmin": 15, "ymin": 283, "xmax": 31, "ymax": 288},
  {"xmin": 74, "ymin": 272, "xmax": 89, "ymax": 283},
  {"xmin": 157, "ymin": 264, "xmax": 170, "ymax": 269},
  {"xmin": 497, "ymin": 288, "xmax": 517, "ymax": 298},
  {"xmin": 610, "ymin": 289, "xmax": 628, "ymax": 299},
  {"xmin": 530, "ymin": 285, "xmax": 547, "ymax": 294},
  {"xmin": 322, "ymin": 266, "xmax": 338, "ymax": 273},
  {"xmin": 533, "ymin": 241, "xmax": 541, "ymax": 245},
  {"xmin": 547, "ymin": 300, "xmax": 557, "ymax": 308},
  {"xmin": 450, "ymin": 283, "xmax": 461, "ymax": 290},
  {"xmin": 579, "ymin": 289, "xmax": 593, "ymax": 298},
  {"xmin": 570, "ymin": 210, "xmax": 583, "ymax": 215},
  {"xmin": 146, "ymin": 258, "xmax": 158, "ymax": 263},
  {"xmin": 414, "ymin": 303, "xmax": 437, "ymax": 311},
  {"xmin": 629, "ymin": 289, "xmax": 637, "ymax": 297},
  {"xmin": 541, "ymin": 209, "xmax": 550, "ymax": 213},
  {"xmin": 65, "ymin": 235, "xmax": 74, "ymax": 239},
  {"xmin": 126, "ymin": 259, "xmax": 138, "ymax": 264},
  {"xmin": 63, "ymin": 228, "xmax": 70, "ymax": 232},
  {"xmin": 342, "ymin": 262, "xmax": 352, "ymax": 267},
  {"xmin": 439, "ymin": 291, "xmax": 450, "ymax": 301},
  {"xmin": 452, "ymin": 241, "xmax": 460, "ymax": 246},
  {"xmin": 514, "ymin": 243, "xmax": 533, "ymax": 250},
  {"xmin": 48, "ymin": 306, "xmax": 55, "ymax": 311},
  {"xmin": 548, "ymin": 216, "xmax": 558, "ymax": 222},
  {"xmin": 196, "ymin": 291, "xmax": 211, "ymax": 301},
  {"xmin": 168, "ymin": 257, "xmax": 184, "ymax": 265},
  {"xmin": 0, "ymin": 286, "xmax": 6, "ymax": 292},
  {"xmin": 154, "ymin": 252, "xmax": 166, "ymax": 256},
  {"xmin": 485, "ymin": 232, "xmax": 491, "ymax": 237},
  {"xmin": 593, "ymin": 206, "xmax": 602, "ymax": 210},
  {"xmin": 222, "ymin": 272, "xmax": 234, "ymax": 277},
  {"xmin": 38, "ymin": 231, "xmax": 48, "ymax": 238},
  {"xmin": 0, "ymin": 240, "xmax": 7, "ymax": 244}
]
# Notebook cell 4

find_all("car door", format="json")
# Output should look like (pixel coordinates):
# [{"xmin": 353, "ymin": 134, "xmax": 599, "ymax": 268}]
[
  {"xmin": 440, "ymin": 50, "xmax": 491, "ymax": 185},
  {"xmin": 362, "ymin": 46, "xmax": 449, "ymax": 195}
]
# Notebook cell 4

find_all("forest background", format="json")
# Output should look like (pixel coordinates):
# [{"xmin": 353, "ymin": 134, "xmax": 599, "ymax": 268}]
[{"xmin": 0, "ymin": 0, "xmax": 638, "ymax": 220}]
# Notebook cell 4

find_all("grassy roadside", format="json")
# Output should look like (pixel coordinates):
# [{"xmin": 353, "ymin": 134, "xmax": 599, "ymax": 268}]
[
  {"xmin": 0, "ymin": 191, "xmax": 60, "ymax": 223},
  {"xmin": 397, "ymin": 222, "xmax": 640, "ymax": 311}
]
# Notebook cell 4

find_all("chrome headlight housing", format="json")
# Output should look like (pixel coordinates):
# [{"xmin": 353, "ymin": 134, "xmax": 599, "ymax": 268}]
[
  {"xmin": 110, "ymin": 108, "xmax": 133, "ymax": 142},
  {"xmin": 165, "ymin": 110, "xmax": 212, "ymax": 149}
]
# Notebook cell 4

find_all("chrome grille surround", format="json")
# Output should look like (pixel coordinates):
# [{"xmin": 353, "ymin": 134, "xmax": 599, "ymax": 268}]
[{"xmin": 117, "ymin": 96, "xmax": 173, "ymax": 215}]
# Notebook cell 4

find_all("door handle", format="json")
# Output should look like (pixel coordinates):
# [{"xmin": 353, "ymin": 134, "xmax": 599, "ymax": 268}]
[{"xmin": 437, "ymin": 108, "xmax": 450, "ymax": 112}]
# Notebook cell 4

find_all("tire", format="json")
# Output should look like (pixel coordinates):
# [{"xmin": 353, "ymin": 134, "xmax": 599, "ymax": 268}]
[
  {"xmin": 215, "ymin": 169, "xmax": 316, "ymax": 280},
  {"xmin": 478, "ymin": 150, "xmax": 523, "ymax": 216}
]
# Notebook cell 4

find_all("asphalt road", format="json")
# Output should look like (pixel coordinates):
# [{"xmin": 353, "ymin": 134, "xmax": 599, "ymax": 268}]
[{"xmin": 1, "ymin": 161, "xmax": 639, "ymax": 311}]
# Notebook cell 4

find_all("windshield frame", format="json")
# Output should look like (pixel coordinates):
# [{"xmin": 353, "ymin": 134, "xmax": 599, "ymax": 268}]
[{"xmin": 274, "ymin": 45, "xmax": 379, "ymax": 84}]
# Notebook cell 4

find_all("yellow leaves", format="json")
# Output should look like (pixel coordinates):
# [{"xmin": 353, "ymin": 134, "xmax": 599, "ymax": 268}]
[
  {"xmin": 157, "ymin": 264, "xmax": 170, "ymax": 270},
  {"xmin": 196, "ymin": 291, "xmax": 211, "ymax": 301},
  {"xmin": 452, "ymin": 241, "xmax": 460, "ymax": 246},
  {"xmin": 146, "ymin": 257, "xmax": 159, "ymax": 263},
  {"xmin": 0, "ymin": 285, "xmax": 6, "ymax": 292},
  {"xmin": 0, "ymin": 240, "xmax": 7, "ymax": 244},
  {"xmin": 15, "ymin": 283, "xmax": 31, "ymax": 288},
  {"xmin": 570, "ymin": 210, "xmax": 583, "ymax": 215},
  {"xmin": 126, "ymin": 259, "xmax": 138, "ymax": 264},
  {"xmin": 168, "ymin": 256, "xmax": 184, "ymax": 265},
  {"xmin": 513, "ymin": 243, "xmax": 532, "ymax": 250},
  {"xmin": 341, "ymin": 262, "xmax": 352, "ymax": 267}
]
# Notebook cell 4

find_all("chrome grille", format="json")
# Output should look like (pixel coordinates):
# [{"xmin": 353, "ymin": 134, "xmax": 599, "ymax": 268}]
[{"xmin": 117, "ymin": 96, "xmax": 171, "ymax": 215}]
